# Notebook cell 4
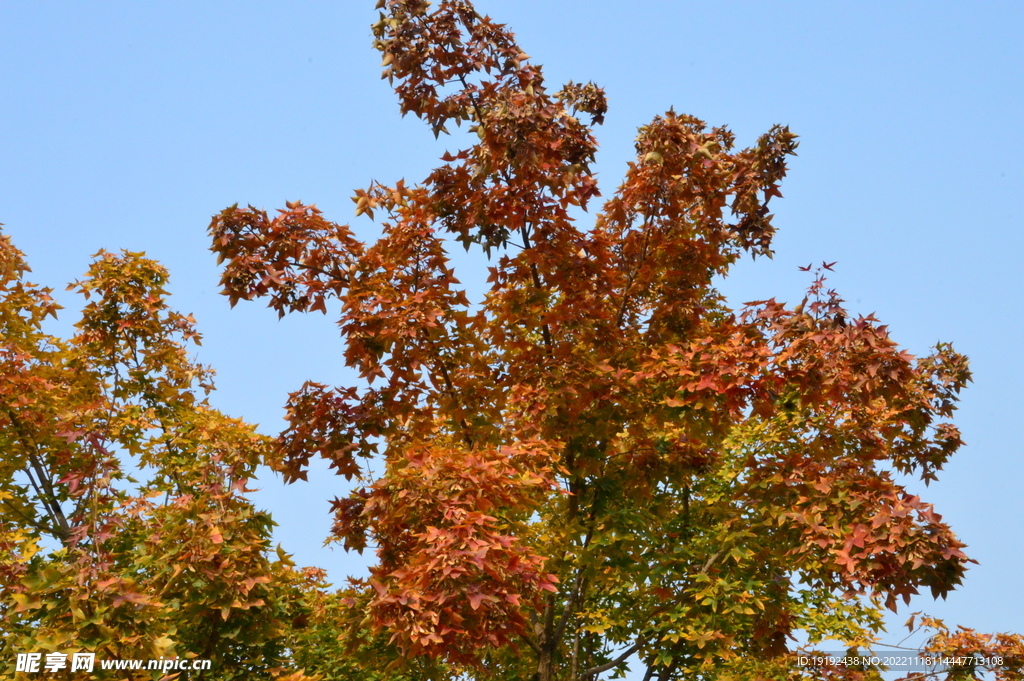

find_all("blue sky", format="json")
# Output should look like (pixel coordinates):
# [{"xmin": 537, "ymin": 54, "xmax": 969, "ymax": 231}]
[{"xmin": 2, "ymin": 0, "xmax": 1022, "ymax": 667}]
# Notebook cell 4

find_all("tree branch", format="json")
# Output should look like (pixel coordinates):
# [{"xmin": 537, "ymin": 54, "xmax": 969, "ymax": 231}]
[
  {"xmin": 519, "ymin": 224, "xmax": 554, "ymax": 353},
  {"xmin": 518, "ymin": 630, "xmax": 542, "ymax": 656},
  {"xmin": 0, "ymin": 497, "xmax": 60, "ymax": 538},
  {"xmin": 578, "ymin": 638, "xmax": 647, "ymax": 679},
  {"xmin": 553, "ymin": 570, "xmax": 588, "ymax": 645},
  {"xmin": 5, "ymin": 406, "xmax": 74, "ymax": 543},
  {"xmin": 614, "ymin": 216, "xmax": 653, "ymax": 329},
  {"xmin": 435, "ymin": 359, "xmax": 474, "ymax": 448},
  {"xmin": 700, "ymin": 548, "xmax": 726, "ymax": 575}
]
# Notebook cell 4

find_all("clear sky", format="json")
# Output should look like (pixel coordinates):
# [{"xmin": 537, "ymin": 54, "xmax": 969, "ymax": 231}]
[{"xmin": 2, "ymin": 0, "xmax": 1022, "ymax": 668}]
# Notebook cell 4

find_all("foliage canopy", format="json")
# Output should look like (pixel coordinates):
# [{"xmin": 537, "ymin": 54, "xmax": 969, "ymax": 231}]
[{"xmin": 2, "ymin": 2, "xmax": 1021, "ymax": 680}]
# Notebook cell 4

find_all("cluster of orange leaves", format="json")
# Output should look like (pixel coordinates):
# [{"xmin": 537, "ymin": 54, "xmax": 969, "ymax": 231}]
[{"xmin": 203, "ymin": 1, "xmax": 1020, "ymax": 679}]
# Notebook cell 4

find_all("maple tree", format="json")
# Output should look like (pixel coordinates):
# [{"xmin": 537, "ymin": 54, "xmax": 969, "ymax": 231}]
[
  {"xmin": 0, "ymin": 234, "xmax": 335, "ymax": 680},
  {"xmin": 205, "ymin": 2, "xmax": 1023, "ymax": 680}
]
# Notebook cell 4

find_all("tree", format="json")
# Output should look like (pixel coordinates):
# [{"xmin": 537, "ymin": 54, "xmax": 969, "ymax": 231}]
[
  {"xmin": 0, "ymin": 234, "xmax": 323, "ymax": 680},
  {"xmin": 206, "ymin": 1, "xmax": 1021, "ymax": 680}
]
